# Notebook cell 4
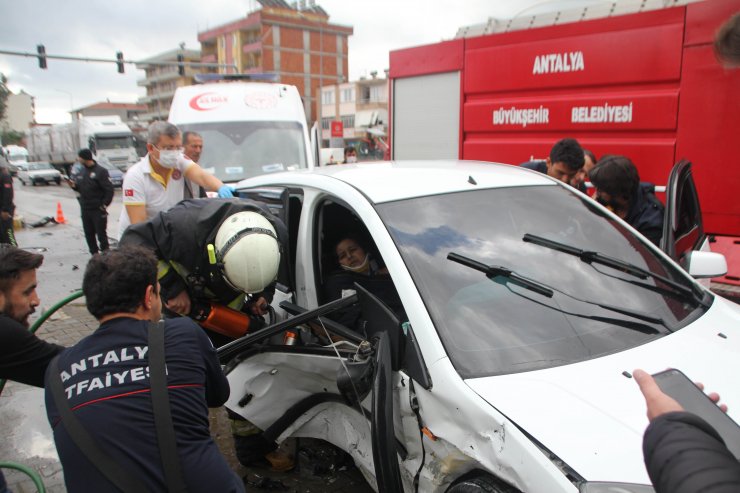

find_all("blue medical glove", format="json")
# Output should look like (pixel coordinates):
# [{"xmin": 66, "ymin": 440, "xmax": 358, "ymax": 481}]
[{"xmin": 217, "ymin": 185, "xmax": 235, "ymax": 198}]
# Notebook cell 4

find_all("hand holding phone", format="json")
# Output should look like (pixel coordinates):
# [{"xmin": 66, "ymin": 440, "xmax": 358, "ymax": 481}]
[{"xmin": 637, "ymin": 368, "xmax": 740, "ymax": 461}]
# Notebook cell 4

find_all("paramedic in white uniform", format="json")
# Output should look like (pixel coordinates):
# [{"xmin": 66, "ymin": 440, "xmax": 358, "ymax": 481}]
[{"xmin": 119, "ymin": 122, "xmax": 235, "ymax": 238}]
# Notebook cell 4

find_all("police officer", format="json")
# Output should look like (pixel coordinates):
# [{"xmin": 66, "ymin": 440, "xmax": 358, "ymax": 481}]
[
  {"xmin": 0, "ymin": 163, "xmax": 16, "ymax": 246},
  {"xmin": 73, "ymin": 149, "xmax": 114, "ymax": 255}
]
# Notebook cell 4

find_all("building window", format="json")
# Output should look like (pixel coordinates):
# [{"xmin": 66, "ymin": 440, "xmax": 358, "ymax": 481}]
[
  {"xmin": 370, "ymin": 86, "xmax": 383, "ymax": 102},
  {"xmin": 321, "ymin": 117, "xmax": 332, "ymax": 130},
  {"xmin": 322, "ymin": 90, "xmax": 334, "ymax": 105},
  {"xmin": 341, "ymin": 88, "xmax": 354, "ymax": 103},
  {"xmin": 340, "ymin": 115, "xmax": 355, "ymax": 128}
]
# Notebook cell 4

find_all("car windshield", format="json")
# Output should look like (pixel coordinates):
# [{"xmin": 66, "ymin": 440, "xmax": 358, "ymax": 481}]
[
  {"xmin": 178, "ymin": 121, "xmax": 307, "ymax": 183},
  {"xmin": 95, "ymin": 135, "xmax": 135, "ymax": 150},
  {"xmin": 377, "ymin": 185, "xmax": 708, "ymax": 378},
  {"xmin": 29, "ymin": 163, "xmax": 54, "ymax": 170}
]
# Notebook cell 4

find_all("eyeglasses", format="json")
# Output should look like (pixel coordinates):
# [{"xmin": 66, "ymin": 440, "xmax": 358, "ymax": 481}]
[{"xmin": 153, "ymin": 144, "xmax": 184, "ymax": 152}]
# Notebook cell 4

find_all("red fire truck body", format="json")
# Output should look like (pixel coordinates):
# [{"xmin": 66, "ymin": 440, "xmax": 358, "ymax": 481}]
[{"xmin": 389, "ymin": 0, "xmax": 740, "ymax": 295}]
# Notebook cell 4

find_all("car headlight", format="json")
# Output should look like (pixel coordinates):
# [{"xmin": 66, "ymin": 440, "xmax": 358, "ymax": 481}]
[{"xmin": 579, "ymin": 482, "xmax": 654, "ymax": 493}]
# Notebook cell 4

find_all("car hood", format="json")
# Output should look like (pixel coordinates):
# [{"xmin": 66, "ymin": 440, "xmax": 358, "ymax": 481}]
[{"xmin": 465, "ymin": 296, "xmax": 740, "ymax": 484}]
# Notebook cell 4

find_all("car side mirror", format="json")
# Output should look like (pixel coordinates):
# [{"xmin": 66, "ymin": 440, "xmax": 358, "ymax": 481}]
[{"xmin": 684, "ymin": 250, "xmax": 727, "ymax": 279}]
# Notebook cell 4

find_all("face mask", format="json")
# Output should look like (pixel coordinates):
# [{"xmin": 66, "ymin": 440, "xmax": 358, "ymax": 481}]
[
  {"xmin": 157, "ymin": 150, "xmax": 181, "ymax": 168},
  {"xmin": 346, "ymin": 156, "xmax": 358, "ymax": 164},
  {"xmin": 340, "ymin": 253, "xmax": 369, "ymax": 273}
]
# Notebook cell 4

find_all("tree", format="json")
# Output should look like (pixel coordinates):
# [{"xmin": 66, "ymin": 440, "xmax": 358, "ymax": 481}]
[{"xmin": 0, "ymin": 73, "xmax": 10, "ymax": 123}]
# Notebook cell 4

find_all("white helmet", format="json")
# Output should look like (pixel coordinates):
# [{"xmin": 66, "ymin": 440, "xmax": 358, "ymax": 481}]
[{"xmin": 215, "ymin": 211, "xmax": 280, "ymax": 293}]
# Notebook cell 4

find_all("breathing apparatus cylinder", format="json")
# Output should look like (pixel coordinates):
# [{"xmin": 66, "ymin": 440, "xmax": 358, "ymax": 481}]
[{"xmin": 189, "ymin": 300, "xmax": 257, "ymax": 338}]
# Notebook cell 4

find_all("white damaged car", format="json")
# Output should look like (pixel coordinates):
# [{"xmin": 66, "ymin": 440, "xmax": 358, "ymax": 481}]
[{"xmin": 217, "ymin": 160, "xmax": 739, "ymax": 493}]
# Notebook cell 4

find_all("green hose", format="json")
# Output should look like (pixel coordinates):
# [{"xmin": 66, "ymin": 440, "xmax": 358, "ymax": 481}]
[
  {"xmin": 30, "ymin": 290, "xmax": 85, "ymax": 334},
  {"xmin": 0, "ymin": 461, "xmax": 46, "ymax": 492},
  {"xmin": 1, "ymin": 289, "xmax": 84, "ymax": 395}
]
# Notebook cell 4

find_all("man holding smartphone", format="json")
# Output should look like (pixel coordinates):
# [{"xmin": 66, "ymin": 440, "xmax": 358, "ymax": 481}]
[{"xmin": 634, "ymin": 369, "xmax": 740, "ymax": 493}]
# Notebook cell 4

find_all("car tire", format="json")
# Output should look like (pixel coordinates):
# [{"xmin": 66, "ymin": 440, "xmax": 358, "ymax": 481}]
[
  {"xmin": 446, "ymin": 474, "xmax": 517, "ymax": 493},
  {"xmin": 19, "ymin": 179, "xmax": 25, "ymax": 186},
  {"xmin": 55, "ymin": 178, "xmax": 61, "ymax": 185},
  {"xmin": 31, "ymin": 179, "xmax": 36, "ymax": 186}
]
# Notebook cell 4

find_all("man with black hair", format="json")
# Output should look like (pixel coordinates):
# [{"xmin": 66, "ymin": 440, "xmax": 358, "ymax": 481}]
[
  {"xmin": 44, "ymin": 246, "xmax": 244, "ymax": 493},
  {"xmin": 0, "ymin": 246, "xmax": 62, "ymax": 493},
  {"xmin": 519, "ymin": 137, "xmax": 585, "ymax": 184},
  {"xmin": 571, "ymin": 148, "xmax": 597, "ymax": 193},
  {"xmin": 715, "ymin": 11, "xmax": 740, "ymax": 67},
  {"xmin": 73, "ymin": 148, "xmax": 114, "ymax": 255},
  {"xmin": 589, "ymin": 155, "xmax": 664, "ymax": 246}
]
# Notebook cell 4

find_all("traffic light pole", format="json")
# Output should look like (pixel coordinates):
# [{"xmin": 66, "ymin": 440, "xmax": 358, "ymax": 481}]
[{"xmin": 0, "ymin": 48, "xmax": 237, "ymax": 73}]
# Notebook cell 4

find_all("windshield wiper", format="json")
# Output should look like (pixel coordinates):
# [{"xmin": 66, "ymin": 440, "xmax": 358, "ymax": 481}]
[
  {"xmin": 447, "ymin": 252, "xmax": 553, "ymax": 298},
  {"xmin": 522, "ymin": 234, "xmax": 706, "ymax": 306}
]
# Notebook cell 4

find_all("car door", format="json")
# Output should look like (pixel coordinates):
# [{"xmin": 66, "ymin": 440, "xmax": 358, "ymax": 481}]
[{"xmin": 661, "ymin": 160, "xmax": 706, "ymax": 266}]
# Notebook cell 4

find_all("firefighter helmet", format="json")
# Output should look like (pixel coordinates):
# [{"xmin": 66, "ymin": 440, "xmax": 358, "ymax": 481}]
[{"xmin": 215, "ymin": 211, "xmax": 280, "ymax": 293}]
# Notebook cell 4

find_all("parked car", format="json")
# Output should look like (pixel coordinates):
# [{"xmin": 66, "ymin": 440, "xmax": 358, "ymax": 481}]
[
  {"xmin": 217, "ymin": 160, "xmax": 737, "ymax": 493},
  {"xmin": 17, "ymin": 161, "xmax": 62, "ymax": 186},
  {"xmin": 8, "ymin": 162, "xmax": 28, "ymax": 177},
  {"xmin": 96, "ymin": 156, "xmax": 124, "ymax": 188}
]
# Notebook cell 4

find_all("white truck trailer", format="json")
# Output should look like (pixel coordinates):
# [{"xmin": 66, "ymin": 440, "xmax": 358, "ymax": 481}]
[{"xmin": 28, "ymin": 115, "xmax": 139, "ymax": 171}]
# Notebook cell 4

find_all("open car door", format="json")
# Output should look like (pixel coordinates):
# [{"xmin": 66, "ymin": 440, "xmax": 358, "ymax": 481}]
[
  {"xmin": 661, "ymin": 160, "xmax": 726, "ymax": 279},
  {"xmin": 217, "ymin": 283, "xmax": 432, "ymax": 492}
]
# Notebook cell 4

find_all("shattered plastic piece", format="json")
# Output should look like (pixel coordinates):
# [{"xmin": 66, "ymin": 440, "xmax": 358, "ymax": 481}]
[{"xmin": 244, "ymin": 473, "xmax": 288, "ymax": 490}]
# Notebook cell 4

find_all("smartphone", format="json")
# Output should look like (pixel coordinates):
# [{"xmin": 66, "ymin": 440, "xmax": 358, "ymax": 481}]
[{"xmin": 652, "ymin": 369, "xmax": 740, "ymax": 460}]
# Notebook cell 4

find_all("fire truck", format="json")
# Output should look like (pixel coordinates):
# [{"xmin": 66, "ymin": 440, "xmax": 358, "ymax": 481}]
[{"xmin": 389, "ymin": 0, "xmax": 740, "ymax": 299}]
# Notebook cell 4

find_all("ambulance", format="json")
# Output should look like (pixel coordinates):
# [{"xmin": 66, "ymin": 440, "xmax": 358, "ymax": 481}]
[{"xmin": 168, "ymin": 77, "xmax": 318, "ymax": 184}]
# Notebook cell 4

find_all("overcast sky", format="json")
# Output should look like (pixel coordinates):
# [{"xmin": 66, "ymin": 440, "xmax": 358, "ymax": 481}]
[{"xmin": 0, "ymin": 0, "xmax": 604, "ymax": 124}]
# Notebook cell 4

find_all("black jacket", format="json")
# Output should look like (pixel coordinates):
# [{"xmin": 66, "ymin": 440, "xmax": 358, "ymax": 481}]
[
  {"xmin": 45, "ymin": 317, "xmax": 243, "ymax": 493},
  {"xmin": 74, "ymin": 162, "xmax": 114, "ymax": 211},
  {"xmin": 119, "ymin": 198, "xmax": 288, "ymax": 305},
  {"xmin": 627, "ymin": 182, "xmax": 664, "ymax": 246},
  {"xmin": 1, "ymin": 314, "xmax": 62, "ymax": 387},
  {"xmin": 644, "ymin": 411, "xmax": 740, "ymax": 493},
  {"xmin": 0, "ymin": 167, "xmax": 14, "ymax": 215}
]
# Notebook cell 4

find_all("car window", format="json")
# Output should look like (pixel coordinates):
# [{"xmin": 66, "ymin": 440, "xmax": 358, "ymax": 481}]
[{"xmin": 377, "ymin": 186, "xmax": 707, "ymax": 378}]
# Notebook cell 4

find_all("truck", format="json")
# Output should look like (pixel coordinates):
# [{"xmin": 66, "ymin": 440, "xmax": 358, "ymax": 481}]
[
  {"xmin": 27, "ymin": 115, "xmax": 139, "ymax": 172},
  {"xmin": 389, "ymin": 0, "xmax": 740, "ymax": 299},
  {"xmin": 167, "ymin": 78, "xmax": 317, "ymax": 184}
]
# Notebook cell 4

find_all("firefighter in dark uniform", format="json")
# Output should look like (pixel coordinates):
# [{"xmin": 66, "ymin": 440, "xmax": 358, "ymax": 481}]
[
  {"xmin": 119, "ymin": 197, "xmax": 295, "ymax": 471},
  {"xmin": 0, "ymin": 162, "xmax": 16, "ymax": 246},
  {"xmin": 73, "ymin": 149, "xmax": 114, "ymax": 254}
]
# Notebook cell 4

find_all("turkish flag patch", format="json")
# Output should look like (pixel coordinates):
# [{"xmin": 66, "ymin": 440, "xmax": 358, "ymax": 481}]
[{"xmin": 124, "ymin": 189, "xmax": 134, "ymax": 197}]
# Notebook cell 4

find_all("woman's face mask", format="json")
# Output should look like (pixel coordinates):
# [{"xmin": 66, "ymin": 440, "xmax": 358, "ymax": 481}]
[{"xmin": 340, "ymin": 253, "xmax": 369, "ymax": 273}]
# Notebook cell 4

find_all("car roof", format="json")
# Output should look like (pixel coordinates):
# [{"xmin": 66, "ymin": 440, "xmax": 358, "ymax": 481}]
[{"xmin": 238, "ymin": 160, "xmax": 557, "ymax": 203}]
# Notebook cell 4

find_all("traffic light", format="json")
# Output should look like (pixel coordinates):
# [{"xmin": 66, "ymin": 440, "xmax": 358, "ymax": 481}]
[
  {"xmin": 177, "ymin": 54, "xmax": 185, "ymax": 76},
  {"xmin": 37, "ymin": 45, "xmax": 47, "ymax": 69},
  {"xmin": 116, "ymin": 52, "xmax": 124, "ymax": 74}
]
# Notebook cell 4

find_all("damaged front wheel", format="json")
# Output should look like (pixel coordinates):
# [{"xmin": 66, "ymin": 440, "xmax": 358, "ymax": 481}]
[{"xmin": 446, "ymin": 473, "xmax": 518, "ymax": 493}]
